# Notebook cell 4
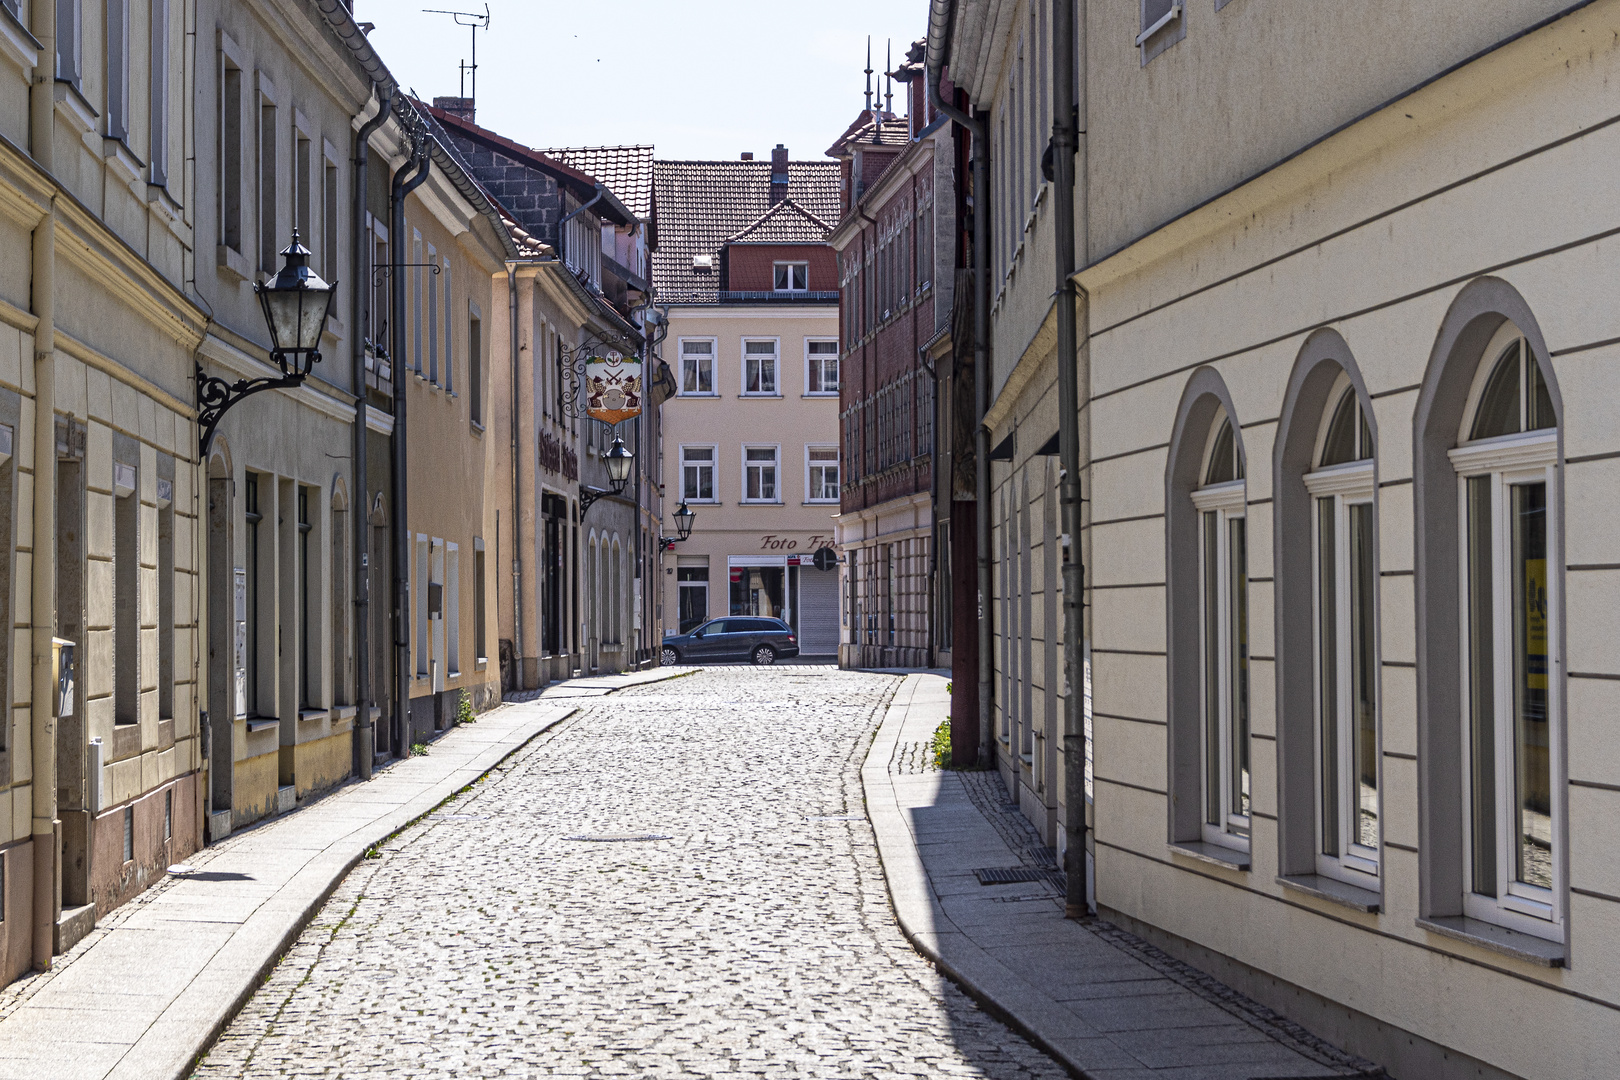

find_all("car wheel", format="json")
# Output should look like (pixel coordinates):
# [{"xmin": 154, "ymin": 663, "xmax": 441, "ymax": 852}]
[
  {"xmin": 661, "ymin": 646, "xmax": 679, "ymax": 667},
  {"xmin": 752, "ymin": 645, "xmax": 777, "ymax": 666}
]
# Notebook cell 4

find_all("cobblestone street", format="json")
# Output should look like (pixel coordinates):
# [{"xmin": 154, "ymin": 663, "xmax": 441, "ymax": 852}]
[{"xmin": 193, "ymin": 669, "xmax": 1070, "ymax": 1079}]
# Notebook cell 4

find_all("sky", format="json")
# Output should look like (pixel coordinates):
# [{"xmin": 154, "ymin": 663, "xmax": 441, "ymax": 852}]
[{"xmin": 359, "ymin": 0, "xmax": 927, "ymax": 162}]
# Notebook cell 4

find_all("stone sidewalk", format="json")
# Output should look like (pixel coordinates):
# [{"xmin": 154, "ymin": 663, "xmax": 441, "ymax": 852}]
[
  {"xmin": 0, "ymin": 668, "xmax": 687, "ymax": 1080},
  {"xmin": 862, "ymin": 673, "xmax": 1385, "ymax": 1080}
]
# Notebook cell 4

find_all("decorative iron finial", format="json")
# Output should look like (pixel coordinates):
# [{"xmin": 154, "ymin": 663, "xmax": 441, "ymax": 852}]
[{"xmin": 864, "ymin": 37, "xmax": 873, "ymax": 114}]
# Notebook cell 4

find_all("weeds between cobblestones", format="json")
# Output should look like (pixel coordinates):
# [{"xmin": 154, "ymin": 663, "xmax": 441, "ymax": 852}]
[{"xmin": 192, "ymin": 669, "xmax": 1073, "ymax": 1079}]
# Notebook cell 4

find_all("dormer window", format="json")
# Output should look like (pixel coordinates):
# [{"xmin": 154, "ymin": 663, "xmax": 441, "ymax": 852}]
[
  {"xmin": 692, "ymin": 254, "xmax": 714, "ymax": 274},
  {"xmin": 773, "ymin": 262, "xmax": 808, "ymax": 293}
]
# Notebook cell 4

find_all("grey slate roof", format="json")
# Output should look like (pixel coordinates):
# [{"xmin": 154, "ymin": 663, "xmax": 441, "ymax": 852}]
[
  {"xmin": 651, "ymin": 159, "xmax": 841, "ymax": 305},
  {"xmin": 535, "ymin": 145, "xmax": 655, "ymax": 222},
  {"xmin": 724, "ymin": 199, "xmax": 833, "ymax": 245}
]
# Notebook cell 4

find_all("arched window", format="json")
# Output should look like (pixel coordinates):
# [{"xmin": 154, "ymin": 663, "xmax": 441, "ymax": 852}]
[
  {"xmin": 1305, "ymin": 379, "xmax": 1378, "ymax": 886},
  {"xmin": 1451, "ymin": 320, "xmax": 1561, "ymax": 937},
  {"xmin": 1192, "ymin": 413, "xmax": 1249, "ymax": 850}
]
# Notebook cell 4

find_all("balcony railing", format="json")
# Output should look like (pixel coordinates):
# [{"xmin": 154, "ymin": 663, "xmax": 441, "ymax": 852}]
[{"xmin": 717, "ymin": 290, "xmax": 840, "ymax": 303}]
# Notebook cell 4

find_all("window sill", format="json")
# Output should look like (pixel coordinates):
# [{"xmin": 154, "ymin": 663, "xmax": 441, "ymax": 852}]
[
  {"xmin": 297, "ymin": 709, "xmax": 328, "ymax": 724},
  {"xmin": 1168, "ymin": 841, "xmax": 1250, "ymax": 871},
  {"xmin": 1277, "ymin": 873, "xmax": 1380, "ymax": 913},
  {"xmin": 1416, "ymin": 915, "xmax": 1565, "ymax": 967},
  {"xmin": 245, "ymin": 718, "xmax": 279, "ymax": 733},
  {"xmin": 804, "ymin": 500, "xmax": 839, "ymax": 506},
  {"xmin": 676, "ymin": 393, "xmax": 720, "ymax": 399},
  {"xmin": 217, "ymin": 244, "xmax": 252, "ymax": 283},
  {"xmin": 470, "ymin": 420, "xmax": 485, "ymax": 434},
  {"xmin": 738, "ymin": 501, "xmax": 784, "ymax": 506},
  {"xmin": 803, "ymin": 392, "xmax": 839, "ymax": 398},
  {"xmin": 0, "ymin": 5, "xmax": 42, "ymax": 70},
  {"xmin": 738, "ymin": 393, "xmax": 783, "ymax": 399}
]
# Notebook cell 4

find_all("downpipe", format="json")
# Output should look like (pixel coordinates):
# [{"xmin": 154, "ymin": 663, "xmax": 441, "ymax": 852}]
[
  {"xmin": 28, "ymin": 0, "xmax": 58, "ymax": 974},
  {"xmin": 351, "ymin": 86, "xmax": 393, "ymax": 780},
  {"xmin": 926, "ymin": 13, "xmax": 992, "ymax": 768},
  {"xmin": 1053, "ymin": 0, "xmax": 1092, "ymax": 918},
  {"xmin": 390, "ymin": 136, "xmax": 431, "ymax": 758}
]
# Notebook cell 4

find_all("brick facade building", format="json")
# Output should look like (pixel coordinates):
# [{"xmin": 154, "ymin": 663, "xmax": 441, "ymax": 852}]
[{"xmin": 829, "ymin": 44, "xmax": 956, "ymax": 670}]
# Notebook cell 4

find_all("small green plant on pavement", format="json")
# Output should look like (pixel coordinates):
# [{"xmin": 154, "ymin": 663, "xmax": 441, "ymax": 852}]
[
  {"xmin": 411, "ymin": 742, "xmax": 429, "ymax": 757},
  {"xmin": 456, "ymin": 689, "xmax": 476, "ymax": 726},
  {"xmin": 930, "ymin": 719, "xmax": 952, "ymax": 771}
]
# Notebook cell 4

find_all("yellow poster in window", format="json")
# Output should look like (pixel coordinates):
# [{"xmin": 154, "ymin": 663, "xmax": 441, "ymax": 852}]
[{"xmin": 1526, "ymin": 557, "xmax": 1548, "ymax": 690}]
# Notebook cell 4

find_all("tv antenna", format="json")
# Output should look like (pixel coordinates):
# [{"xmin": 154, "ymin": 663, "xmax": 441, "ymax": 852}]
[{"xmin": 422, "ymin": 5, "xmax": 490, "ymax": 104}]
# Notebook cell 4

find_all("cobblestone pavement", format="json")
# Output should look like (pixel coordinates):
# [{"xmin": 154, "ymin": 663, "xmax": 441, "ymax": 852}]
[{"xmin": 193, "ymin": 668, "xmax": 1071, "ymax": 1079}]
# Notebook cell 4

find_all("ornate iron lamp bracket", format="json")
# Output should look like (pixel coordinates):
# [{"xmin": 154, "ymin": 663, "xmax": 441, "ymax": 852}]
[
  {"xmin": 197, "ymin": 361, "xmax": 310, "ymax": 456},
  {"xmin": 578, "ymin": 483, "xmax": 630, "ymax": 517}
]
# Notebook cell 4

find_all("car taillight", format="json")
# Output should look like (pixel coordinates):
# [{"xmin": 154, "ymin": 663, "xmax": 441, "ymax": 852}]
[{"xmin": 788, "ymin": 635, "xmax": 796, "ymax": 641}]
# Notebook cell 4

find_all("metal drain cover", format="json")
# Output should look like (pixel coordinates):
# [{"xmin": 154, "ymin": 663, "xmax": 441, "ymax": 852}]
[
  {"xmin": 565, "ymin": 833, "xmax": 672, "ymax": 843},
  {"xmin": 974, "ymin": 866, "xmax": 1053, "ymax": 886}
]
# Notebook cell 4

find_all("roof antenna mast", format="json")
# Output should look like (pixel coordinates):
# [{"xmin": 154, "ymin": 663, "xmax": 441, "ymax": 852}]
[{"xmin": 423, "ymin": 4, "xmax": 491, "ymax": 104}]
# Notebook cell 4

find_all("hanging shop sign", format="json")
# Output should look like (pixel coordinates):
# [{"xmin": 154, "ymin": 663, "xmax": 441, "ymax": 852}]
[{"xmin": 584, "ymin": 353, "xmax": 643, "ymax": 424}]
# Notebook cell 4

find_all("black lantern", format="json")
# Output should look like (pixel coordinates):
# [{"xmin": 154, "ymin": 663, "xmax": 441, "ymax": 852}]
[
  {"xmin": 604, "ymin": 435, "xmax": 634, "ymax": 493},
  {"xmin": 196, "ymin": 231, "xmax": 339, "ymax": 455},
  {"xmin": 254, "ymin": 232, "xmax": 336, "ymax": 375},
  {"xmin": 673, "ymin": 500, "xmax": 695, "ymax": 540}
]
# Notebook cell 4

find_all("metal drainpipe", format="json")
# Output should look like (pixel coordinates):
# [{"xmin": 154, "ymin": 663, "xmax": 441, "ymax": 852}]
[
  {"xmin": 506, "ymin": 267, "xmax": 524, "ymax": 677},
  {"xmin": 1053, "ymin": 0, "xmax": 1091, "ymax": 918},
  {"xmin": 390, "ymin": 139, "xmax": 431, "ymax": 756},
  {"xmin": 28, "ymin": 0, "xmax": 58, "ymax": 974},
  {"xmin": 926, "ymin": 24, "xmax": 991, "ymax": 768},
  {"xmin": 351, "ymin": 87, "xmax": 393, "ymax": 780}
]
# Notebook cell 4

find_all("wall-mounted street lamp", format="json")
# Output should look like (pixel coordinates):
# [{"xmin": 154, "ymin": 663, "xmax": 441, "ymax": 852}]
[
  {"xmin": 660, "ymin": 500, "xmax": 696, "ymax": 551},
  {"xmin": 580, "ymin": 435, "xmax": 634, "ymax": 515},
  {"xmin": 197, "ymin": 233, "xmax": 335, "ymax": 454}
]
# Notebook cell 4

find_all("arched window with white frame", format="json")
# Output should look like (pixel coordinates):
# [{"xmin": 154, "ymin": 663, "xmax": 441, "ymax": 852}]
[
  {"xmin": 1451, "ymin": 320, "xmax": 1561, "ymax": 939},
  {"xmin": 1193, "ymin": 413, "xmax": 1250, "ymax": 850},
  {"xmin": 1306, "ymin": 379, "xmax": 1379, "ymax": 886}
]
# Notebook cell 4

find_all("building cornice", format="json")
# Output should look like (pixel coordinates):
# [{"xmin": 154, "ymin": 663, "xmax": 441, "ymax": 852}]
[{"xmin": 1073, "ymin": 0, "xmax": 1609, "ymax": 295}]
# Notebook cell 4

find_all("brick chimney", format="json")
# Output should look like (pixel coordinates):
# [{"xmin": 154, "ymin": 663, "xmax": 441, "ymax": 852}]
[
  {"xmin": 769, "ymin": 144, "xmax": 789, "ymax": 205},
  {"xmin": 740, "ymin": 152, "xmax": 754, "ymax": 160},
  {"xmin": 433, "ymin": 96, "xmax": 475, "ymax": 123}
]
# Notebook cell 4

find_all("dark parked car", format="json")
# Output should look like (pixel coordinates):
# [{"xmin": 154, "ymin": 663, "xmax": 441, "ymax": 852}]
[{"xmin": 661, "ymin": 617, "xmax": 799, "ymax": 667}]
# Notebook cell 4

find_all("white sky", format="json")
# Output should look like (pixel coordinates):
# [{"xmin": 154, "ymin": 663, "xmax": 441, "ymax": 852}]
[{"xmin": 358, "ymin": 0, "xmax": 925, "ymax": 162}]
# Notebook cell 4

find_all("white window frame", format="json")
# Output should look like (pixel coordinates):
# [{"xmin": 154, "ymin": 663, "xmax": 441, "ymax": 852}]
[
  {"xmin": 742, "ymin": 338, "xmax": 781, "ymax": 396},
  {"xmin": 1450, "ymin": 322, "xmax": 1564, "ymax": 941},
  {"xmin": 805, "ymin": 339, "xmax": 840, "ymax": 396},
  {"xmin": 805, "ymin": 445, "xmax": 839, "ymax": 504},
  {"xmin": 680, "ymin": 444, "xmax": 718, "ymax": 504},
  {"xmin": 677, "ymin": 337, "xmax": 716, "ymax": 396},
  {"xmin": 773, "ymin": 261, "xmax": 809, "ymax": 293},
  {"xmin": 742, "ymin": 445, "xmax": 781, "ymax": 504},
  {"xmin": 1191, "ymin": 414, "xmax": 1249, "ymax": 853},
  {"xmin": 1305, "ymin": 389, "xmax": 1381, "ymax": 886}
]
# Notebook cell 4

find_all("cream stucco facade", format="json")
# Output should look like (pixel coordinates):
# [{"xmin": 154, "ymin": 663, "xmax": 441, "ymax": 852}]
[
  {"xmin": 659, "ymin": 306, "xmax": 841, "ymax": 657},
  {"xmin": 936, "ymin": 0, "xmax": 1620, "ymax": 1075}
]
